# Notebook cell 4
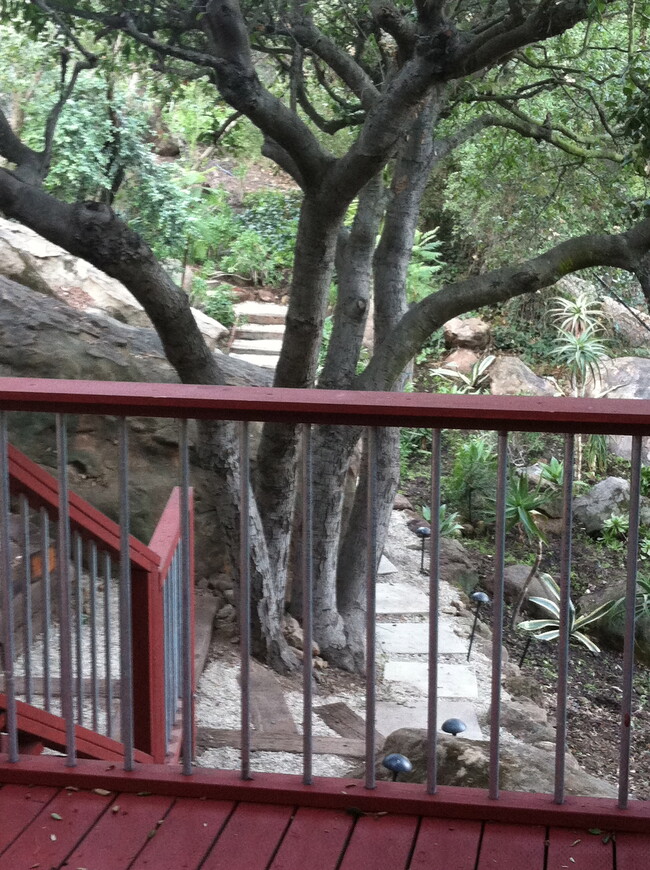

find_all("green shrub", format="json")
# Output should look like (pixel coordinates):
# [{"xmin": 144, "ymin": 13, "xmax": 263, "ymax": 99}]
[{"xmin": 445, "ymin": 435, "xmax": 497, "ymax": 526}]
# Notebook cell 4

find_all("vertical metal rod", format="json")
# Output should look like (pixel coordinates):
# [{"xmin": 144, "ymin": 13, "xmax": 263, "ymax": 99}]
[
  {"xmin": 179, "ymin": 419, "xmax": 193, "ymax": 775},
  {"xmin": 56, "ymin": 414, "xmax": 76, "ymax": 766},
  {"xmin": 427, "ymin": 429, "xmax": 442, "ymax": 795},
  {"xmin": 118, "ymin": 418, "xmax": 134, "ymax": 771},
  {"xmin": 73, "ymin": 532, "xmax": 84, "ymax": 725},
  {"xmin": 239, "ymin": 421, "xmax": 252, "ymax": 780},
  {"xmin": 489, "ymin": 430, "xmax": 508, "ymax": 800},
  {"xmin": 365, "ymin": 427, "xmax": 378, "ymax": 790},
  {"xmin": 619, "ymin": 434, "xmax": 642, "ymax": 809},
  {"xmin": 88, "ymin": 542, "xmax": 99, "ymax": 731},
  {"xmin": 103, "ymin": 552, "xmax": 113, "ymax": 738},
  {"xmin": 301, "ymin": 423, "xmax": 314, "ymax": 786},
  {"xmin": 20, "ymin": 495, "xmax": 33, "ymax": 704},
  {"xmin": 40, "ymin": 508, "xmax": 52, "ymax": 713},
  {"xmin": 554, "ymin": 434, "xmax": 575, "ymax": 805},
  {"xmin": 0, "ymin": 412, "xmax": 18, "ymax": 762},
  {"xmin": 164, "ymin": 574, "xmax": 171, "ymax": 742}
]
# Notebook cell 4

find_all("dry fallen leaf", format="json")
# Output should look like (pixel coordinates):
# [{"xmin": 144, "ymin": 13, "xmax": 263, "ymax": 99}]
[
  {"xmin": 92, "ymin": 788, "xmax": 112, "ymax": 796},
  {"xmin": 51, "ymin": 813, "xmax": 62, "ymax": 821}
]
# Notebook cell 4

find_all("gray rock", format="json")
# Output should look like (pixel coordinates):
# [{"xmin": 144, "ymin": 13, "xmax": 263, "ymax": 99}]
[
  {"xmin": 573, "ymin": 477, "xmax": 630, "ymax": 534},
  {"xmin": 483, "ymin": 564, "xmax": 548, "ymax": 612},
  {"xmin": 378, "ymin": 728, "xmax": 616, "ymax": 797},
  {"xmin": 584, "ymin": 357, "xmax": 650, "ymax": 462},
  {"xmin": 439, "ymin": 348, "xmax": 480, "ymax": 374},
  {"xmin": 489, "ymin": 356, "xmax": 557, "ymax": 397},
  {"xmin": 601, "ymin": 297, "xmax": 650, "ymax": 349},
  {"xmin": 439, "ymin": 538, "xmax": 479, "ymax": 594},
  {"xmin": 498, "ymin": 700, "xmax": 556, "ymax": 745},
  {"xmin": 579, "ymin": 581, "xmax": 650, "ymax": 665},
  {"xmin": 443, "ymin": 316, "xmax": 491, "ymax": 351}
]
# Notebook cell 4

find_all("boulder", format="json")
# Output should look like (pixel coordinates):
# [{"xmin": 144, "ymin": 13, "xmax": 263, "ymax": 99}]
[
  {"xmin": 579, "ymin": 581, "xmax": 650, "ymax": 664},
  {"xmin": 584, "ymin": 357, "xmax": 650, "ymax": 462},
  {"xmin": 0, "ymin": 217, "xmax": 228, "ymax": 348},
  {"xmin": 443, "ymin": 317, "xmax": 491, "ymax": 351},
  {"xmin": 572, "ymin": 477, "xmax": 630, "ymax": 535},
  {"xmin": 483, "ymin": 564, "xmax": 548, "ymax": 611},
  {"xmin": 489, "ymin": 356, "xmax": 557, "ymax": 397},
  {"xmin": 378, "ymin": 728, "xmax": 616, "ymax": 797},
  {"xmin": 439, "ymin": 537, "xmax": 479, "ymax": 593},
  {"xmin": 601, "ymin": 297, "xmax": 650, "ymax": 348},
  {"xmin": 439, "ymin": 348, "xmax": 480, "ymax": 375}
]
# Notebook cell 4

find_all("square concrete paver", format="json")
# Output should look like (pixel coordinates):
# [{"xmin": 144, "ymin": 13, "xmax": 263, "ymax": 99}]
[
  {"xmin": 383, "ymin": 660, "xmax": 478, "ymax": 699},
  {"xmin": 377, "ymin": 622, "xmax": 466, "ymax": 655},
  {"xmin": 375, "ymin": 699, "xmax": 482, "ymax": 740},
  {"xmin": 376, "ymin": 583, "xmax": 429, "ymax": 614},
  {"xmin": 378, "ymin": 555, "xmax": 398, "ymax": 575}
]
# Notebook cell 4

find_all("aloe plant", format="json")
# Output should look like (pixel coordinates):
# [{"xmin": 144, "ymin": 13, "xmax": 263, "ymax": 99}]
[{"xmin": 432, "ymin": 354, "xmax": 496, "ymax": 394}]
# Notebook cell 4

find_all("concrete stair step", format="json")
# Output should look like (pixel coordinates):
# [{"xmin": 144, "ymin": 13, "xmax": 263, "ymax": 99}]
[
  {"xmin": 229, "ymin": 353, "xmax": 280, "ymax": 369},
  {"xmin": 235, "ymin": 323, "xmax": 285, "ymax": 341},
  {"xmin": 231, "ymin": 338, "xmax": 284, "ymax": 355},
  {"xmin": 234, "ymin": 301, "xmax": 287, "ymax": 325}
]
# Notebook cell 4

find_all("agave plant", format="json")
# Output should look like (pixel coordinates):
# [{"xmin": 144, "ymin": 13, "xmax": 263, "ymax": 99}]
[
  {"xmin": 421, "ymin": 504, "xmax": 463, "ymax": 538},
  {"xmin": 550, "ymin": 290, "xmax": 604, "ymax": 337},
  {"xmin": 432, "ymin": 354, "xmax": 496, "ymax": 394},
  {"xmin": 518, "ymin": 572, "xmax": 611, "ymax": 654}
]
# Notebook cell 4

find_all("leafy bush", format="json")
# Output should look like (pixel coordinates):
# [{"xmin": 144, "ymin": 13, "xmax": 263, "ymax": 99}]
[
  {"xmin": 407, "ymin": 228, "xmax": 443, "ymax": 301},
  {"xmin": 431, "ymin": 354, "xmax": 495, "ymax": 394},
  {"xmin": 421, "ymin": 504, "xmax": 463, "ymax": 537},
  {"xmin": 444, "ymin": 435, "xmax": 497, "ymax": 526},
  {"xmin": 505, "ymin": 474, "xmax": 549, "ymax": 542}
]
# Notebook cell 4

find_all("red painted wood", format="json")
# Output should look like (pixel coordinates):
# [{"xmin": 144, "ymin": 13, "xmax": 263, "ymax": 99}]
[
  {"xmin": 477, "ymin": 822, "xmax": 546, "ymax": 869},
  {"xmin": 3, "ymin": 377, "xmax": 650, "ymax": 436},
  {"xmin": 2, "ymin": 757, "xmax": 650, "ymax": 835},
  {"xmin": 615, "ymin": 831, "xmax": 650, "ymax": 868},
  {"xmin": 8, "ymin": 443, "xmax": 158, "ymax": 570},
  {"xmin": 201, "ymin": 802, "xmax": 293, "ymax": 870},
  {"xmin": 129, "ymin": 797, "xmax": 234, "ymax": 870},
  {"xmin": 410, "ymin": 818, "xmax": 482, "ymax": 870},
  {"xmin": 148, "ymin": 487, "xmax": 182, "ymax": 579},
  {"xmin": 338, "ymin": 812, "xmax": 418, "ymax": 870},
  {"xmin": 0, "ymin": 694, "xmax": 153, "ymax": 763},
  {"xmin": 547, "ymin": 826, "xmax": 614, "ymax": 870},
  {"xmin": 0, "ymin": 784, "xmax": 57, "ymax": 853},
  {"xmin": 268, "ymin": 806, "xmax": 353, "ymax": 870},
  {"xmin": 0, "ymin": 786, "xmax": 111, "ymax": 870},
  {"xmin": 65, "ymin": 792, "xmax": 173, "ymax": 870}
]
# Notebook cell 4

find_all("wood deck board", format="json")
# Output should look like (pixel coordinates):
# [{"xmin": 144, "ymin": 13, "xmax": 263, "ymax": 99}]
[
  {"xmin": 129, "ymin": 797, "xmax": 234, "ymax": 870},
  {"xmin": 64, "ymin": 792, "xmax": 174, "ymax": 870},
  {"xmin": 410, "ymin": 818, "xmax": 482, "ymax": 870},
  {"xmin": 201, "ymin": 802, "xmax": 294, "ymax": 870},
  {"xmin": 0, "ymin": 787, "xmax": 111, "ymax": 870},
  {"xmin": 546, "ymin": 826, "xmax": 614, "ymax": 870},
  {"xmin": 0, "ymin": 784, "xmax": 58, "ymax": 854},
  {"xmin": 614, "ymin": 830, "xmax": 650, "ymax": 869},
  {"xmin": 268, "ymin": 806, "xmax": 354, "ymax": 870},
  {"xmin": 337, "ymin": 813, "xmax": 419, "ymax": 870},
  {"xmin": 477, "ymin": 821, "xmax": 547, "ymax": 869}
]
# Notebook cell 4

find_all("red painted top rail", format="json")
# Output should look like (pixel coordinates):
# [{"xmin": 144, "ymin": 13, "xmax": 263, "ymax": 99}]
[{"xmin": 1, "ymin": 377, "xmax": 650, "ymax": 435}]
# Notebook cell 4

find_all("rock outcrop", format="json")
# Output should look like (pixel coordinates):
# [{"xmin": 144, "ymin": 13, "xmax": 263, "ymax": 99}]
[{"xmin": 489, "ymin": 356, "xmax": 557, "ymax": 397}]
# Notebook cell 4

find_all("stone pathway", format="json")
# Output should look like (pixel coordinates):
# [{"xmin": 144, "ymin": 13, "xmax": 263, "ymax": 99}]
[{"xmin": 230, "ymin": 300, "xmax": 287, "ymax": 369}]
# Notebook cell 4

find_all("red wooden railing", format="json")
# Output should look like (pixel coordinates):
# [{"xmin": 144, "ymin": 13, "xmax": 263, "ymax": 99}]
[{"xmin": 2, "ymin": 442, "xmax": 193, "ymax": 764}]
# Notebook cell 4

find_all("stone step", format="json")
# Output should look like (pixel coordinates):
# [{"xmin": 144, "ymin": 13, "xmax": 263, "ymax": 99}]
[
  {"xmin": 377, "ymin": 582, "xmax": 429, "ymax": 615},
  {"xmin": 375, "ymin": 698, "xmax": 482, "ymax": 740},
  {"xmin": 234, "ymin": 301, "xmax": 287, "ymax": 325},
  {"xmin": 229, "ymin": 353, "xmax": 280, "ymax": 369},
  {"xmin": 377, "ymin": 621, "xmax": 466, "ymax": 656},
  {"xmin": 235, "ymin": 323, "xmax": 285, "ymax": 341},
  {"xmin": 230, "ymin": 338, "xmax": 284, "ymax": 355},
  {"xmin": 383, "ymin": 660, "xmax": 478, "ymax": 699}
]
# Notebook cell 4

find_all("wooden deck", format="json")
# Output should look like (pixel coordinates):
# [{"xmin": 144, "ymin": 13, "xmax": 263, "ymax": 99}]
[{"xmin": 1, "ymin": 757, "xmax": 649, "ymax": 869}]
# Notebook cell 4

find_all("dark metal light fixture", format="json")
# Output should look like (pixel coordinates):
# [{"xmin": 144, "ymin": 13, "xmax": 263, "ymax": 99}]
[
  {"xmin": 467, "ymin": 590, "xmax": 490, "ymax": 661},
  {"xmin": 382, "ymin": 752, "xmax": 413, "ymax": 782},
  {"xmin": 441, "ymin": 718, "xmax": 467, "ymax": 737},
  {"xmin": 415, "ymin": 526, "xmax": 431, "ymax": 573}
]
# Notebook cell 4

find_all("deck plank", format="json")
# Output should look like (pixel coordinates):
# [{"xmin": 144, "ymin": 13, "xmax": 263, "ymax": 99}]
[
  {"xmin": 0, "ymin": 784, "xmax": 58, "ymax": 854},
  {"xmin": 547, "ymin": 826, "xmax": 614, "ymax": 870},
  {"xmin": 477, "ymin": 821, "xmax": 547, "ymax": 869},
  {"xmin": 338, "ymin": 813, "xmax": 419, "ymax": 870},
  {"xmin": 129, "ymin": 798, "xmax": 234, "ymax": 870},
  {"xmin": 610, "ymin": 831, "xmax": 647, "ymax": 869},
  {"xmin": 202, "ymin": 802, "xmax": 294, "ymax": 870},
  {"xmin": 0, "ymin": 786, "xmax": 112, "ymax": 870},
  {"xmin": 64, "ymin": 792, "xmax": 174, "ymax": 870},
  {"xmin": 268, "ymin": 806, "xmax": 353, "ymax": 870},
  {"xmin": 410, "ymin": 818, "xmax": 482, "ymax": 869}
]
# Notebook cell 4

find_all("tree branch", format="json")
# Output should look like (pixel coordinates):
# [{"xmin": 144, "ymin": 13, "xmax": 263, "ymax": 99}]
[{"xmin": 357, "ymin": 217, "xmax": 650, "ymax": 390}]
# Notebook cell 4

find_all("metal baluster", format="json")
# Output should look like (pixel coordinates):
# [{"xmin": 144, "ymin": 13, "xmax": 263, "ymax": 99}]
[
  {"xmin": 103, "ymin": 552, "xmax": 113, "ymax": 738},
  {"xmin": 239, "ymin": 421, "xmax": 252, "ymax": 779},
  {"xmin": 365, "ymin": 427, "xmax": 378, "ymax": 790},
  {"xmin": 89, "ymin": 541, "xmax": 99, "ymax": 732},
  {"xmin": 20, "ymin": 495, "xmax": 33, "ymax": 705},
  {"xmin": 56, "ymin": 414, "xmax": 76, "ymax": 765},
  {"xmin": 0, "ymin": 412, "xmax": 18, "ymax": 762},
  {"xmin": 174, "ymin": 552, "xmax": 181, "ymax": 716},
  {"xmin": 118, "ymin": 418, "xmax": 134, "ymax": 770},
  {"xmin": 180, "ymin": 418, "xmax": 193, "ymax": 775},
  {"xmin": 427, "ymin": 429, "xmax": 442, "ymax": 795},
  {"xmin": 163, "ymin": 571, "xmax": 171, "ymax": 743},
  {"xmin": 489, "ymin": 430, "xmax": 508, "ymax": 800},
  {"xmin": 73, "ymin": 532, "xmax": 84, "ymax": 725},
  {"xmin": 619, "ymin": 434, "xmax": 642, "ymax": 809},
  {"xmin": 554, "ymin": 434, "xmax": 575, "ymax": 804},
  {"xmin": 40, "ymin": 508, "xmax": 52, "ymax": 713},
  {"xmin": 301, "ymin": 423, "xmax": 314, "ymax": 786}
]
